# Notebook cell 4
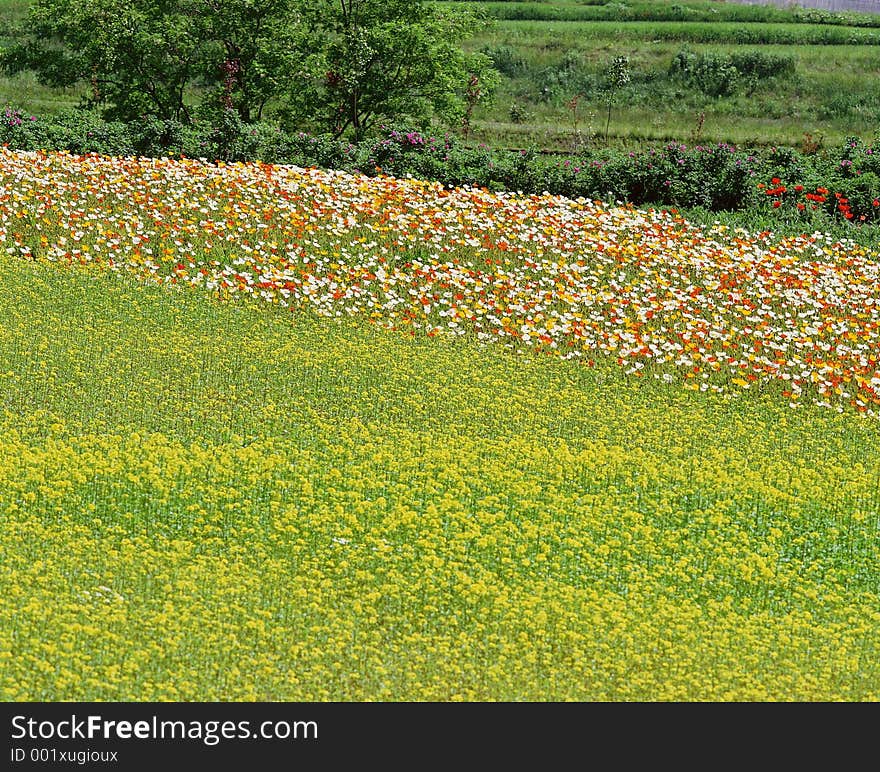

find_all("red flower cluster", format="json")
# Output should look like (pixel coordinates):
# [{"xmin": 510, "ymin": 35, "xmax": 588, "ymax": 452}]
[
  {"xmin": 805, "ymin": 186, "xmax": 828, "ymax": 205},
  {"xmin": 760, "ymin": 180, "xmax": 878, "ymax": 224},
  {"xmin": 834, "ymin": 191, "xmax": 853, "ymax": 220}
]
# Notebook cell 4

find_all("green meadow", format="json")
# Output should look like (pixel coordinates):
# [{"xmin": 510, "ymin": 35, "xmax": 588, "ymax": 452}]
[{"xmin": 451, "ymin": 0, "xmax": 880, "ymax": 149}]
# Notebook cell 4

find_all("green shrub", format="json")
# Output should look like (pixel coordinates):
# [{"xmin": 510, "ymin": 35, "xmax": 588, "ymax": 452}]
[
  {"xmin": 481, "ymin": 45, "xmax": 529, "ymax": 78},
  {"xmin": 508, "ymin": 103, "xmax": 529, "ymax": 124},
  {"xmin": 4, "ymin": 108, "xmax": 880, "ymax": 226},
  {"xmin": 1, "ymin": 107, "xmax": 134, "ymax": 155},
  {"xmin": 1, "ymin": 106, "xmax": 42, "ymax": 150},
  {"xmin": 534, "ymin": 51, "xmax": 596, "ymax": 103},
  {"xmin": 127, "ymin": 116, "xmax": 193, "ymax": 158},
  {"xmin": 669, "ymin": 47, "xmax": 796, "ymax": 99},
  {"xmin": 728, "ymin": 50, "xmax": 796, "ymax": 79},
  {"xmin": 669, "ymin": 48, "xmax": 740, "ymax": 98}
]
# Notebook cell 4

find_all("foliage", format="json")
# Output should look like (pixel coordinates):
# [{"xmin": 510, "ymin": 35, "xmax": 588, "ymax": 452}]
[
  {"xmin": 533, "ymin": 50, "xmax": 594, "ymax": 105},
  {"xmin": 7, "ymin": 0, "xmax": 880, "ymax": 150},
  {"xmin": 285, "ymin": 0, "xmax": 497, "ymax": 140},
  {"xmin": 670, "ymin": 48, "xmax": 740, "ymax": 98},
  {"xmin": 461, "ymin": 68, "xmax": 501, "ymax": 140},
  {"xmin": 669, "ymin": 46, "xmax": 796, "ymax": 99},
  {"xmin": 0, "ymin": 0, "xmax": 206, "ymax": 122},
  {"xmin": 479, "ymin": 44, "xmax": 529, "ymax": 78},
  {"xmin": 0, "ymin": 0, "xmax": 495, "ymax": 139},
  {"xmin": 1, "ymin": 104, "xmax": 134, "ymax": 153},
  {"xmin": 602, "ymin": 54, "xmax": 630, "ymax": 142},
  {"xmin": 192, "ymin": 0, "xmax": 311, "ymax": 124},
  {"xmin": 508, "ymin": 102, "xmax": 528, "ymax": 124},
  {"xmin": 5, "ymin": 105, "xmax": 880, "ymax": 230},
  {"xmin": 728, "ymin": 50, "xmax": 796, "ymax": 80}
]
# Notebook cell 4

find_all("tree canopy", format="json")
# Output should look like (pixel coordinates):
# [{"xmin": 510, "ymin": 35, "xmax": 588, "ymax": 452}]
[{"xmin": 1, "ymin": 0, "xmax": 497, "ymax": 139}]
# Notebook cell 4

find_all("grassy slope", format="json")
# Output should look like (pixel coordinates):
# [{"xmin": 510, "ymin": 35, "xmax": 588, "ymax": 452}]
[
  {"xmin": 1, "ymin": 255, "xmax": 877, "ymax": 700},
  {"xmin": 455, "ymin": 3, "xmax": 880, "ymax": 149},
  {"xmin": 465, "ymin": 0, "xmax": 880, "ymax": 26}
]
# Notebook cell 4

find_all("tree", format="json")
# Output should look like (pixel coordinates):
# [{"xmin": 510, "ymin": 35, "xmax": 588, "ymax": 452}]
[
  {"xmin": 1, "ymin": 0, "xmax": 204, "ymax": 122},
  {"xmin": 603, "ymin": 55, "xmax": 630, "ymax": 145},
  {"xmin": 0, "ymin": 0, "xmax": 308, "ymax": 124},
  {"xmin": 191, "ymin": 0, "xmax": 311, "ymax": 123},
  {"xmin": 461, "ymin": 68, "xmax": 501, "ymax": 141},
  {"xmin": 287, "ymin": 0, "xmax": 497, "ymax": 140},
  {"xmin": 0, "ymin": 0, "xmax": 497, "ymax": 142}
]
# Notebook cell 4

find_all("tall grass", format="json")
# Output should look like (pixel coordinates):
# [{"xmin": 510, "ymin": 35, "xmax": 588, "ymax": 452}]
[
  {"xmin": 466, "ymin": 0, "xmax": 880, "ymax": 26},
  {"xmin": 490, "ymin": 20, "xmax": 880, "ymax": 45}
]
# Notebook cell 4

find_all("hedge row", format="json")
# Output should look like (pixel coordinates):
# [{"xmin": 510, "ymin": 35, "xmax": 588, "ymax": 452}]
[{"xmin": 3, "ymin": 106, "xmax": 880, "ymax": 225}]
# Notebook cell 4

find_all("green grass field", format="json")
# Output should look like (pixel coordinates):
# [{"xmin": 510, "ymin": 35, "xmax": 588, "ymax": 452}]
[
  {"xmin": 466, "ymin": 45, "xmax": 880, "ymax": 149},
  {"xmin": 451, "ymin": 1, "xmax": 880, "ymax": 149}
]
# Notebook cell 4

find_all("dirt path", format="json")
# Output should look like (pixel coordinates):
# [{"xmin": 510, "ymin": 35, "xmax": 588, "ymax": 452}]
[{"xmin": 726, "ymin": 0, "xmax": 880, "ymax": 13}]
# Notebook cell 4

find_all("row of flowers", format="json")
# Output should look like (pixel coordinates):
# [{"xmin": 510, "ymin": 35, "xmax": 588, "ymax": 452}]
[{"xmin": 2, "ymin": 147, "xmax": 879, "ymax": 417}]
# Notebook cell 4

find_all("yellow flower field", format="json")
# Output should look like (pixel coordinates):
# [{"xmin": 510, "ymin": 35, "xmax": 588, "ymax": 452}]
[{"xmin": 0, "ymin": 150, "xmax": 878, "ymax": 700}]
